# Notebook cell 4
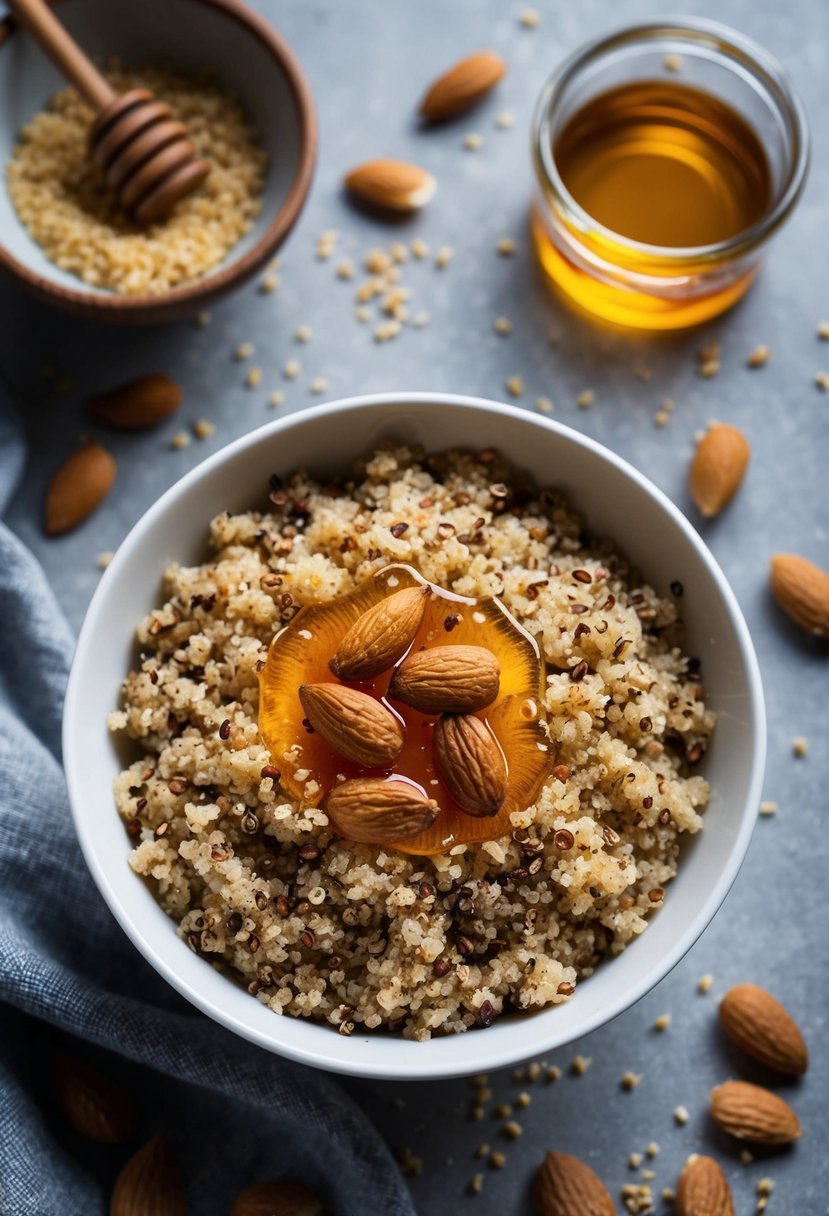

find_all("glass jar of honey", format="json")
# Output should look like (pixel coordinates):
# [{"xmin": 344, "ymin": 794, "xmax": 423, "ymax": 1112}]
[{"xmin": 531, "ymin": 19, "xmax": 809, "ymax": 330}]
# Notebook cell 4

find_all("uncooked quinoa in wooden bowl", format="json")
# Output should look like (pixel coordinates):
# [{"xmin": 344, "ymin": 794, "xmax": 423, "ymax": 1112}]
[
  {"xmin": 63, "ymin": 395, "xmax": 765, "ymax": 1079},
  {"xmin": 0, "ymin": 0, "xmax": 315, "ymax": 323}
]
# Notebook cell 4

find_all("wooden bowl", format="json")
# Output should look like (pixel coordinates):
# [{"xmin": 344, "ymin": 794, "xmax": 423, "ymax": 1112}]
[{"xmin": 0, "ymin": 0, "xmax": 316, "ymax": 324}]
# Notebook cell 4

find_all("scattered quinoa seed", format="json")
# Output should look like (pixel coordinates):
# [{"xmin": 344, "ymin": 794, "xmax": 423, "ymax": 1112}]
[
  {"xmin": 664, "ymin": 52, "xmax": 683, "ymax": 71},
  {"xmin": 815, "ymin": 371, "xmax": 829, "ymax": 391},
  {"xmin": 673, "ymin": 1105, "xmax": 690, "ymax": 1125},
  {"xmin": 295, "ymin": 325, "xmax": 312, "ymax": 343},
  {"xmin": 283, "ymin": 360, "xmax": 301, "ymax": 380},
  {"xmin": 698, "ymin": 358, "xmax": 720, "ymax": 378},
  {"xmin": 496, "ymin": 237, "xmax": 516, "ymax": 256},
  {"xmin": 494, "ymin": 316, "xmax": 513, "ymax": 335},
  {"xmin": 535, "ymin": 396, "xmax": 553, "ymax": 414},
  {"xmin": 413, "ymin": 310, "xmax": 431, "ymax": 328},
  {"xmin": 697, "ymin": 974, "xmax": 714, "ymax": 993},
  {"xmin": 336, "ymin": 259, "xmax": 355, "ymax": 280},
  {"xmin": 495, "ymin": 1103, "xmax": 513, "ymax": 1119},
  {"xmin": 577, "ymin": 389, "xmax": 595, "ymax": 409},
  {"xmin": 464, "ymin": 132, "xmax": 484, "ymax": 151},
  {"xmin": 467, "ymin": 1173, "xmax": 484, "ymax": 1195},
  {"xmin": 760, "ymin": 800, "xmax": 778, "ymax": 816},
  {"xmin": 435, "ymin": 245, "xmax": 454, "ymax": 268},
  {"xmin": 489, "ymin": 1150, "xmax": 506, "ymax": 1169},
  {"xmin": 170, "ymin": 430, "xmax": 190, "ymax": 450},
  {"xmin": 661, "ymin": 1188, "xmax": 676, "ymax": 1202},
  {"xmin": 502, "ymin": 1120, "xmax": 523, "ymax": 1140},
  {"xmin": 622, "ymin": 1071, "xmax": 642, "ymax": 1090},
  {"xmin": 629, "ymin": 1152, "xmax": 644, "ymax": 1169},
  {"xmin": 570, "ymin": 1055, "xmax": 591, "ymax": 1075},
  {"xmin": 817, "ymin": 320, "xmax": 829, "ymax": 340},
  {"xmin": 520, "ymin": 7, "xmax": 540, "ymax": 27},
  {"xmin": 355, "ymin": 305, "xmax": 372, "ymax": 323},
  {"xmin": 646, "ymin": 1142, "xmax": 660, "ymax": 1158},
  {"xmin": 515, "ymin": 1091, "xmax": 531, "ymax": 1109},
  {"xmin": 495, "ymin": 111, "xmax": 516, "ymax": 129},
  {"xmin": 792, "ymin": 736, "xmax": 808, "ymax": 757},
  {"xmin": 411, "ymin": 238, "xmax": 430, "ymax": 259},
  {"xmin": 245, "ymin": 366, "xmax": 262, "ymax": 388},
  {"xmin": 757, "ymin": 1178, "xmax": 775, "ymax": 1196},
  {"xmin": 546, "ymin": 1065, "xmax": 561, "ymax": 1082},
  {"xmin": 310, "ymin": 377, "xmax": 329, "ymax": 394},
  {"xmin": 193, "ymin": 419, "xmax": 215, "ymax": 440},
  {"xmin": 234, "ymin": 341, "xmax": 253, "ymax": 361},
  {"xmin": 474, "ymin": 1142, "xmax": 489, "ymax": 1159},
  {"xmin": 268, "ymin": 390, "xmax": 285, "ymax": 408},
  {"xmin": 259, "ymin": 272, "xmax": 279, "ymax": 294},
  {"xmin": 97, "ymin": 550, "xmax": 113, "ymax": 569},
  {"xmin": 527, "ymin": 1062, "xmax": 541, "ymax": 1083},
  {"xmin": 747, "ymin": 344, "xmax": 771, "ymax": 368},
  {"xmin": 194, "ymin": 311, "xmax": 210, "ymax": 328},
  {"xmin": 653, "ymin": 1014, "xmax": 671, "ymax": 1031}
]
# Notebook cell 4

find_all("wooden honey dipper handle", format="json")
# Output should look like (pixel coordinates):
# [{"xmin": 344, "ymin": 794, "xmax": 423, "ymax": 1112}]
[{"xmin": 8, "ymin": 0, "xmax": 210, "ymax": 223}]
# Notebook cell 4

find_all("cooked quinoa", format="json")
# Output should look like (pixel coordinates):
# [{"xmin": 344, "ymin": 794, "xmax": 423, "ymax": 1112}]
[
  {"xmin": 7, "ymin": 65, "xmax": 266, "ymax": 295},
  {"xmin": 110, "ymin": 446, "xmax": 714, "ymax": 1040}
]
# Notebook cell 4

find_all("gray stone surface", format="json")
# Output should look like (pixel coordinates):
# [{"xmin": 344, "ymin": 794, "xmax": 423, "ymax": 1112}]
[{"xmin": 2, "ymin": 0, "xmax": 827, "ymax": 1211}]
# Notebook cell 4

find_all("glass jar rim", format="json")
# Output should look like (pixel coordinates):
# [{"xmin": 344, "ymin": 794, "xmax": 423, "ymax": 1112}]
[{"xmin": 532, "ymin": 16, "xmax": 811, "ymax": 264}]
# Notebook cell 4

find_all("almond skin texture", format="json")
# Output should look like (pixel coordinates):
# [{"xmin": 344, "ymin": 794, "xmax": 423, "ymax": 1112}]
[
  {"xmin": 230, "ymin": 1180, "xmax": 322, "ymax": 1216},
  {"xmin": 720, "ymin": 983, "xmax": 808, "ymax": 1075},
  {"xmin": 89, "ymin": 374, "xmax": 182, "ymax": 429},
  {"xmin": 770, "ymin": 554, "xmax": 829, "ymax": 638},
  {"xmin": 689, "ymin": 424, "xmax": 750, "ymax": 517},
  {"xmin": 299, "ymin": 683, "xmax": 404, "ymax": 767},
  {"xmin": 676, "ymin": 1154, "xmax": 735, "ymax": 1216},
  {"xmin": 343, "ymin": 159, "xmax": 437, "ymax": 212},
  {"xmin": 330, "ymin": 585, "xmax": 430, "ymax": 680},
  {"xmin": 54, "ymin": 1046, "xmax": 137, "ymax": 1144},
  {"xmin": 419, "ymin": 51, "xmax": 507, "ymax": 121},
  {"xmin": 110, "ymin": 1132, "xmax": 186, "ymax": 1216},
  {"xmin": 532, "ymin": 1150, "xmax": 615, "ymax": 1216},
  {"xmin": 389, "ymin": 644, "xmax": 500, "ymax": 714},
  {"xmin": 434, "ymin": 713, "xmax": 506, "ymax": 817},
  {"xmin": 709, "ymin": 1080, "xmax": 802, "ymax": 1144},
  {"xmin": 324, "ymin": 778, "xmax": 439, "ymax": 844},
  {"xmin": 44, "ymin": 441, "xmax": 116, "ymax": 536}
]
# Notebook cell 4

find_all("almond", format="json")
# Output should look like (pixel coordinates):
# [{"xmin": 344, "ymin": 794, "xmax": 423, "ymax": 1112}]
[
  {"xmin": 719, "ymin": 983, "xmax": 808, "ymax": 1075},
  {"xmin": 110, "ymin": 1132, "xmax": 186, "ymax": 1216},
  {"xmin": 343, "ymin": 159, "xmax": 437, "ymax": 212},
  {"xmin": 388, "ymin": 644, "xmax": 500, "ymax": 714},
  {"xmin": 44, "ymin": 441, "xmax": 116, "ymax": 535},
  {"xmin": 53, "ymin": 1046, "xmax": 137, "ymax": 1144},
  {"xmin": 89, "ymin": 374, "xmax": 182, "ymax": 429},
  {"xmin": 434, "ymin": 713, "xmax": 506, "ymax": 817},
  {"xmin": 324, "ymin": 777, "xmax": 439, "ymax": 844},
  {"xmin": 709, "ymin": 1080, "xmax": 802, "ymax": 1144},
  {"xmin": 689, "ymin": 424, "xmax": 750, "ymax": 517},
  {"xmin": 330, "ymin": 585, "xmax": 429, "ymax": 680},
  {"xmin": 230, "ymin": 1180, "xmax": 322, "ymax": 1216},
  {"xmin": 770, "ymin": 553, "xmax": 829, "ymax": 638},
  {"xmin": 676, "ymin": 1154, "xmax": 735, "ymax": 1216},
  {"xmin": 531, "ymin": 1150, "xmax": 614, "ymax": 1216},
  {"xmin": 419, "ymin": 51, "xmax": 507, "ymax": 121},
  {"xmin": 299, "ymin": 683, "xmax": 404, "ymax": 767}
]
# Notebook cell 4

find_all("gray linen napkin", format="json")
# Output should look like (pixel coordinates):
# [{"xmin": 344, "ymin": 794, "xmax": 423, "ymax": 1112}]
[{"xmin": 0, "ymin": 395, "xmax": 415, "ymax": 1216}]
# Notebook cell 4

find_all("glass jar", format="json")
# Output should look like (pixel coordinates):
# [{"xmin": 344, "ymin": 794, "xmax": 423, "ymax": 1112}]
[{"xmin": 531, "ymin": 18, "xmax": 809, "ymax": 330}]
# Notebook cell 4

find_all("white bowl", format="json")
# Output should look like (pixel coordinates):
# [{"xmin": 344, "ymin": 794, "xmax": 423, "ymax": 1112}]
[{"xmin": 63, "ymin": 394, "xmax": 766, "ymax": 1080}]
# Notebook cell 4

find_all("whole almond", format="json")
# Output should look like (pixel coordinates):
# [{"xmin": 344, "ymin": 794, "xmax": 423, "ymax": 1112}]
[
  {"xmin": 434, "ymin": 713, "xmax": 506, "ymax": 817},
  {"xmin": 230, "ymin": 1180, "xmax": 322, "ymax": 1216},
  {"xmin": 720, "ymin": 983, "xmax": 808, "ymax": 1075},
  {"xmin": 44, "ymin": 441, "xmax": 116, "ymax": 536},
  {"xmin": 299, "ymin": 683, "xmax": 404, "ymax": 767},
  {"xmin": 388, "ymin": 644, "xmax": 500, "ymax": 714},
  {"xmin": 54, "ymin": 1046, "xmax": 137, "ymax": 1144},
  {"xmin": 110, "ymin": 1132, "xmax": 186, "ymax": 1216},
  {"xmin": 709, "ymin": 1080, "xmax": 802, "ymax": 1144},
  {"xmin": 532, "ymin": 1150, "xmax": 614, "ymax": 1216},
  {"xmin": 89, "ymin": 374, "xmax": 183, "ymax": 429},
  {"xmin": 325, "ymin": 777, "xmax": 439, "ymax": 844},
  {"xmin": 676, "ymin": 1154, "xmax": 735, "ymax": 1216},
  {"xmin": 330, "ymin": 585, "xmax": 429, "ymax": 680},
  {"xmin": 419, "ymin": 51, "xmax": 507, "ymax": 121},
  {"xmin": 343, "ymin": 159, "xmax": 437, "ymax": 212},
  {"xmin": 689, "ymin": 424, "xmax": 750, "ymax": 517},
  {"xmin": 770, "ymin": 553, "xmax": 829, "ymax": 638}
]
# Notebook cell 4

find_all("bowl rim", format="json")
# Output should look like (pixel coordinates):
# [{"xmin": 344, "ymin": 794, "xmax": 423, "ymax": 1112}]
[
  {"xmin": 0, "ymin": 0, "xmax": 317, "ymax": 320},
  {"xmin": 63, "ymin": 392, "xmax": 766, "ymax": 1079}
]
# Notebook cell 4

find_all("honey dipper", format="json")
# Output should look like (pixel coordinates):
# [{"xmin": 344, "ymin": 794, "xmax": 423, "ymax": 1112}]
[{"xmin": 9, "ymin": 0, "xmax": 211, "ymax": 223}]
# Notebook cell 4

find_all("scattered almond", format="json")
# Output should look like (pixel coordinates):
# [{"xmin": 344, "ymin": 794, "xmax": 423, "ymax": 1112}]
[
  {"xmin": 110, "ymin": 1132, "xmax": 186, "ymax": 1216},
  {"xmin": 434, "ymin": 713, "xmax": 506, "ymax": 817},
  {"xmin": 689, "ymin": 424, "xmax": 750, "ymax": 517},
  {"xmin": 532, "ymin": 1150, "xmax": 615, "ymax": 1216},
  {"xmin": 88, "ymin": 374, "xmax": 182, "ymax": 429},
  {"xmin": 419, "ymin": 51, "xmax": 507, "ymax": 122},
  {"xmin": 230, "ymin": 1179, "xmax": 323, "ymax": 1216},
  {"xmin": 769, "ymin": 554, "xmax": 829, "ymax": 638},
  {"xmin": 719, "ymin": 983, "xmax": 808, "ymax": 1075},
  {"xmin": 53, "ymin": 1046, "xmax": 136, "ymax": 1143},
  {"xmin": 324, "ymin": 777, "xmax": 439, "ymax": 844},
  {"xmin": 329, "ymin": 585, "xmax": 430, "ymax": 680},
  {"xmin": 344, "ymin": 159, "xmax": 436, "ymax": 212},
  {"xmin": 676, "ymin": 1154, "xmax": 734, "ymax": 1216},
  {"xmin": 709, "ymin": 1080, "xmax": 802, "ymax": 1144},
  {"xmin": 44, "ymin": 441, "xmax": 116, "ymax": 536},
  {"xmin": 299, "ymin": 683, "xmax": 404, "ymax": 767},
  {"xmin": 389, "ymin": 644, "xmax": 500, "ymax": 714}
]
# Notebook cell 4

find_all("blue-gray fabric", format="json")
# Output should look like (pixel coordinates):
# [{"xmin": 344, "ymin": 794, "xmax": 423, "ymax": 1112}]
[{"xmin": 0, "ymin": 395, "xmax": 415, "ymax": 1216}]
